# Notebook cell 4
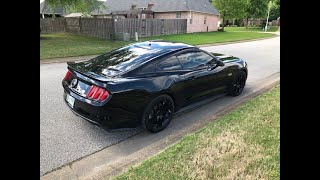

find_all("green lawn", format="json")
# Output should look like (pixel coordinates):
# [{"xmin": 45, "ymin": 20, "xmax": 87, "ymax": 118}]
[
  {"xmin": 141, "ymin": 31, "xmax": 274, "ymax": 46},
  {"xmin": 40, "ymin": 33, "xmax": 128, "ymax": 60},
  {"xmin": 40, "ymin": 31, "xmax": 275, "ymax": 60},
  {"xmin": 225, "ymin": 26, "xmax": 278, "ymax": 32},
  {"xmin": 114, "ymin": 84, "xmax": 280, "ymax": 180}
]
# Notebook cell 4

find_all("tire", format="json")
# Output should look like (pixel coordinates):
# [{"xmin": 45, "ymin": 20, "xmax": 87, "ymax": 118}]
[
  {"xmin": 228, "ymin": 71, "xmax": 247, "ymax": 96},
  {"xmin": 142, "ymin": 95, "xmax": 175, "ymax": 133}
]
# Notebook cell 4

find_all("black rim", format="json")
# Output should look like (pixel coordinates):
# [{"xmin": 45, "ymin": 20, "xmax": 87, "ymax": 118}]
[
  {"xmin": 234, "ymin": 74, "xmax": 246, "ymax": 94},
  {"xmin": 146, "ymin": 99, "xmax": 173, "ymax": 131}
]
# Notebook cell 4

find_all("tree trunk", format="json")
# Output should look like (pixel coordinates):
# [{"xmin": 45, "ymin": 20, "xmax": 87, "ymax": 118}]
[
  {"xmin": 222, "ymin": 18, "xmax": 225, "ymax": 31},
  {"xmin": 51, "ymin": 4, "xmax": 56, "ymax": 19},
  {"xmin": 221, "ymin": 12, "xmax": 225, "ymax": 31},
  {"xmin": 246, "ymin": 17, "xmax": 249, "ymax": 28}
]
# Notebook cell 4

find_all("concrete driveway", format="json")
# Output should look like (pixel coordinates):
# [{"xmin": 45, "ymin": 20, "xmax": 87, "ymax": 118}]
[{"xmin": 40, "ymin": 36, "xmax": 280, "ymax": 177}]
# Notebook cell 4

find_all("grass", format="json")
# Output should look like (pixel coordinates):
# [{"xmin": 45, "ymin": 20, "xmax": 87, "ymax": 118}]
[
  {"xmin": 40, "ymin": 33, "xmax": 128, "ymax": 60},
  {"xmin": 113, "ymin": 84, "xmax": 280, "ymax": 180},
  {"xmin": 40, "ymin": 31, "xmax": 275, "ymax": 60},
  {"xmin": 141, "ymin": 31, "xmax": 274, "ymax": 46},
  {"xmin": 225, "ymin": 26, "xmax": 278, "ymax": 32}
]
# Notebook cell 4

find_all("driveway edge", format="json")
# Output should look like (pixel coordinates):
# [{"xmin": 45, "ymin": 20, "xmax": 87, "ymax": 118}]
[
  {"xmin": 84, "ymin": 74, "xmax": 280, "ymax": 180},
  {"xmin": 40, "ymin": 35, "xmax": 278, "ymax": 65},
  {"xmin": 196, "ymin": 34, "xmax": 277, "ymax": 47},
  {"xmin": 41, "ymin": 73, "xmax": 280, "ymax": 180}
]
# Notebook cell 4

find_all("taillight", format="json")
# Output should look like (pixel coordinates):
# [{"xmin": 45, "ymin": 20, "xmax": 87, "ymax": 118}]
[
  {"xmin": 93, "ymin": 88, "xmax": 103, "ymax": 99},
  {"xmin": 100, "ymin": 91, "xmax": 109, "ymax": 101},
  {"xmin": 87, "ymin": 85, "xmax": 109, "ymax": 102},
  {"xmin": 64, "ymin": 70, "xmax": 71, "ymax": 80},
  {"xmin": 87, "ymin": 86, "xmax": 98, "ymax": 98}
]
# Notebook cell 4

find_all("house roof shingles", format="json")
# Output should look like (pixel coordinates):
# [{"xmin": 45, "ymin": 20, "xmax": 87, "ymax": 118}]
[
  {"xmin": 40, "ymin": 2, "xmax": 64, "ymax": 15},
  {"xmin": 91, "ymin": 0, "xmax": 219, "ymax": 15}
]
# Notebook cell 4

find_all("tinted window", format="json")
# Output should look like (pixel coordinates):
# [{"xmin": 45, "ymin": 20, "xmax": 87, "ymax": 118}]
[
  {"xmin": 177, "ymin": 51, "xmax": 213, "ymax": 69},
  {"xmin": 74, "ymin": 43, "xmax": 167, "ymax": 77},
  {"xmin": 157, "ymin": 56, "xmax": 182, "ymax": 71},
  {"xmin": 137, "ymin": 62, "xmax": 156, "ymax": 74}
]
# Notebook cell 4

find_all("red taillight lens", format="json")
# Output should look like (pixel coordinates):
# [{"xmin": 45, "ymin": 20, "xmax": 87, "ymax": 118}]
[
  {"xmin": 100, "ymin": 91, "xmax": 109, "ymax": 101},
  {"xmin": 87, "ymin": 85, "xmax": 109, "ymax": 101},
  {"xmin": 64, "ymin": 70, "xmax": 71, "ymax": 80},
  {"xmin": 93, "ymin": 88, "xmax": 104, "ymax": 99},
  {"xmin": 87, "ymin": 86, "xmax": 98, "ymax": 98}
]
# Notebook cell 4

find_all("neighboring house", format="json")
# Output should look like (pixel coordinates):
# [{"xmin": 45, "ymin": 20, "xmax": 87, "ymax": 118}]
[
  {"xmin": 65, "ymin": 13, "xmax": 92, "ymax": 18},
  {"xmin": 91, "ymin": 0, "xmax": 220, "ymax": 33},
  {"xmin": 40, "ymin": 1, "xmax": 65, "ymax": 18}
]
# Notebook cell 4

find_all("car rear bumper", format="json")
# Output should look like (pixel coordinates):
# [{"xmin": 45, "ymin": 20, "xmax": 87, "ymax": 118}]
[{"xmin": 63, "ymin": 89, "xmax": 139, "ymax": 130}]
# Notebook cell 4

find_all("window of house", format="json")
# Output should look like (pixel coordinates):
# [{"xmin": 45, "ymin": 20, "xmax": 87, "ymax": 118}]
[
  {"xmin": 204, "ymin": 16, "xmax": 207, "ymax": 24},
  {"xmin": 176, "ymin": 12, "xmax": 181, "ymax": 18},
  {"xmin": 190, "ymin": 18, "xmax": 192, "ymax": 24}
]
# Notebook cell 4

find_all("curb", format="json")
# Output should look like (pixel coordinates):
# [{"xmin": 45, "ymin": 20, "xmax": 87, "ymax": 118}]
[
  {"xmin": 40, "ymin": 35, "xmax": 278, "ymax": 65},
  {"xmin": 196, "ymin": 34, "xmax": 278, "ymax": 47},
  {"xmin": 40, "ymin": 73, "xmax": 280, "ymax": 180},
  {"xmin": 40, "ymin": 55, "xmax": 98, "ymax": 65},
  {"xmin": 84, "ymin": 73, "xmax": 280, "ymax": 180}
]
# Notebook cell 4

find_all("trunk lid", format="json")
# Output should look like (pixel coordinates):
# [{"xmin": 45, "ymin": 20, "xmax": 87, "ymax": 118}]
[{"xmin": 65, "ymin": 63, "xmax": 115, "ymax": 99}]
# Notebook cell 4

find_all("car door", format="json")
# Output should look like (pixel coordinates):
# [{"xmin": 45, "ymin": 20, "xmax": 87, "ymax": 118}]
[
  {"xmin": 173, "ymin": 50, "xmax": 216, "ymax": 102},
  {"xmin": 176, "ymin": 50, "xmax": 232, "ymax": 102},
  {"xmin": 200, "ymin": 50, "xmax": 234, "ymax": 95}
]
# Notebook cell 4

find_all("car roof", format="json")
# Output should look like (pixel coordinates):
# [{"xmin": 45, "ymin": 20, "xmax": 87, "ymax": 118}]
[
  {"xmin": 131, "ymin": 41, "xmax": 195, "ymax": 53},
  {"xmin": 70, "ymin": 41, "xmax": 197, "ymax": 78}
]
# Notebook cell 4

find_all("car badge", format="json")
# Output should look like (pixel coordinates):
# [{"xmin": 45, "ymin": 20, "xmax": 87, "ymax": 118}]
[{"xmin": 70, "ymin": 79, "xmax": 78, "ymax": 88}]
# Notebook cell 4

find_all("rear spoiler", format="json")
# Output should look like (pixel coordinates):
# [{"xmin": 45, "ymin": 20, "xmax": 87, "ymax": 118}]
[
  {"xmin": 67, "ymin": 61, "xmax": 75, "ymax": 66},
  {"xmin": 67, "ymin": 61, "xmax": 76, "ymax": 72},
  {"xmin": 66, "ymin": 61, "xmax": 118, "ymax": 82}
]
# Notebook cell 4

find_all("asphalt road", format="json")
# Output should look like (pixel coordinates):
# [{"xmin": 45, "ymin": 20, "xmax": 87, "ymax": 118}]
[{"xmin": 40, "ymin": 36, "xmax": 280, "ymax": 176}]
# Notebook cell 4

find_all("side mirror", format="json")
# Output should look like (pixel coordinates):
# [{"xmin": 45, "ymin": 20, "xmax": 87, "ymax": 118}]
[{"xmin": 216, "ymin": 60, "xmax": 225, "ymax": 66}]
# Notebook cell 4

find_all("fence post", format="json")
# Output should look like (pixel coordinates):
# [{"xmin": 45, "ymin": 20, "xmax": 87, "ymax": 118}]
[
  {"xmin": 112, "ymin": 18, "xmax": 116, "ymax": 41},
  {"xmin": 64, "ymin": 18, "xmax": 68, "ymax": 32},
  {"xmin": 79, "ymin": 17, "xmax": 82, "ymax": 34},
  {"xmin": 151, "ymin": 19, "xmax": 153, "ymax": 36}
]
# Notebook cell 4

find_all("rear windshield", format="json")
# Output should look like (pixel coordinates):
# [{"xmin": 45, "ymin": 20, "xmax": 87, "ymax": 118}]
[{"xmin": 88, "ymin": 43, "xmax": 167, "ymax": 76}]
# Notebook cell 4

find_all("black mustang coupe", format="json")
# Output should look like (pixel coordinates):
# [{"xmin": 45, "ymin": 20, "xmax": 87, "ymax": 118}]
[{"xmin": 62, "ymin": 41, "xmax": 248, "ymax": 133}]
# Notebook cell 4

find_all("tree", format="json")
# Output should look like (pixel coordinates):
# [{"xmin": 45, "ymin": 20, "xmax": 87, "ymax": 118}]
[
  {"xmin": 212, "ymin": 0, "xmax": 246, "ymax": 31},
  {"xmin": 269, "ymin": 0, "xmax": 280, "ymax": 20},
  {"xmin": 244, "ymin": 0, "xmax": 268, "ymax": 28},
  {"xmin": 264, "ymin": 0, "xmax": 278, "ymax": 31},
  {"xmin": 45, "ymin": 0, "xmax": 105, "ymax": 17}
]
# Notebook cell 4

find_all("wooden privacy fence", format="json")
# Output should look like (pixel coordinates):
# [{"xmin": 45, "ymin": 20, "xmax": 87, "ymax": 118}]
[
  {"xmin": 80, "ymin": 18, "xmax": 114, "ymax": 39},
  {"xmin": 40, "ymin": 18, "xmax": 187, "ymax": 39},
  {"xmin": 114, "ymin": 19, "xmax": 187, "ymax": 38},
  {"xmin": 40, "ymin": 18, "xmax": 65, "ymax": 33}
]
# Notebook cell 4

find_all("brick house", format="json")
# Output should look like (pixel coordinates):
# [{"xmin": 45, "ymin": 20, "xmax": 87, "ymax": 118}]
[{"xmin": 91, "ymin": 0, "xmax": 220, "ymax": 33}]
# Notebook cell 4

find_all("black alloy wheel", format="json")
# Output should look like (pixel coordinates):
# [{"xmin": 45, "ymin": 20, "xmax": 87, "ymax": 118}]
[
  {"xmin": 142, "ymin": 95, "xmax": 174, "ymax": 133},
  {"xmin": 229, "ymin": 71, "xmax": 246, "ymax": 96}
]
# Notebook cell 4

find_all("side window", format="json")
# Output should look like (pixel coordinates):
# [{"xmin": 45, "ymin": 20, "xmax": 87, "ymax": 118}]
[
  {"xmin": 177, "ymin": 51, "xmax": 213, "ymax": 69},
  {"xmin": 156, "ymin": 56, "xmax": 182, "ymax": 71},
  {"xmin": 136, "ymin": 62, "xmax": 155, "ymax": 74}
]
